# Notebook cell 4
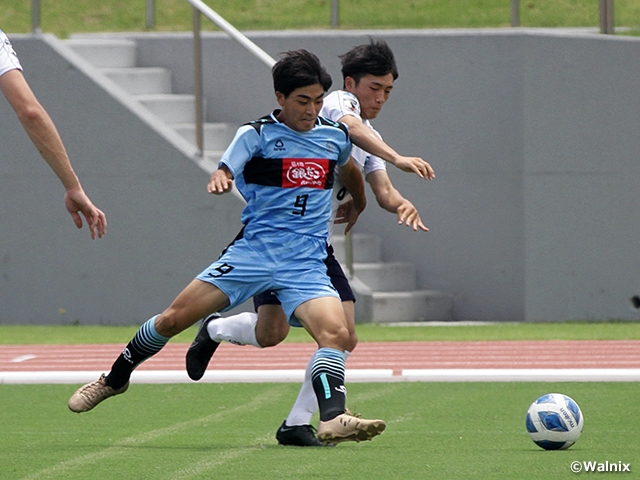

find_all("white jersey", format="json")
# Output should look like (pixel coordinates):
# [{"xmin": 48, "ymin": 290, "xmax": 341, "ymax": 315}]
[
  {"xmin": 0, "ymin": 30, "xmax": 22, "ymax": 78},
  {"xmin": 320, "ymin": 90, "xmax": 387, "ymax": 240}
]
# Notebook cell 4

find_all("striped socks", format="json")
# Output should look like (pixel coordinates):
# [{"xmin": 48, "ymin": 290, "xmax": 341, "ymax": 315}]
[
  {"xmin": 105, "ymin": 316, "xmax": 169, "ymax": 389},
  {"xmin": 311, "ymin": 347, "xmax": 347, "ymax": 422}
]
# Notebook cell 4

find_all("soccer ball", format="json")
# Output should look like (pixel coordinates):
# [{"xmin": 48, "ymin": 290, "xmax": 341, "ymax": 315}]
[{"xmin": 526, "ymin": 393, "xmax": 584, "ymax": 450}]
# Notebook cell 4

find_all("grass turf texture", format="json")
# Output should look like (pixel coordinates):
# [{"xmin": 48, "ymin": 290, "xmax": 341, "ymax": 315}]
[
  {"xmin": 0, "ymin": 382, "xmax": 637, "ymax": 479},
  {"xmin": 1, "ymin": 0, "xmax": 639, "ymax": 37},
  {"xmin": 1, "ymin": 321, "xmax": 640, "ymax": 344}
]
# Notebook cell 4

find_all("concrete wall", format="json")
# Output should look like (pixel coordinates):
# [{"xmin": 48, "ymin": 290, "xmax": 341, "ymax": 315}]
[
  {"xmin": 521, "ymin": 34, "xmax": 640, "ymax": 321},
  {"xmin": 1, "ymin": 29, "xmax": 639, "ymax": 323},
  {"xmin": 0, "ymin": 35, "xmax": 246, "ymax": 325}
]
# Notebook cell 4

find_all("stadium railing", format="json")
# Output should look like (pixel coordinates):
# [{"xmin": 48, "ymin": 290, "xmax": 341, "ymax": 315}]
[{"xmin": 185, "ymin": 0, "xmax": 276, "ymax": 156}]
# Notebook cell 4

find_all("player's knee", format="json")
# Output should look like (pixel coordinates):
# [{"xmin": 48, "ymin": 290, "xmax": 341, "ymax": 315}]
[
  {"xmin": 345, "ymin": 332, "xmax": 358, "ymax": 352},
  {"xmin": 155, "ymin": 310, "xmax": 188, "ymax": 337},
  {"xmin": 326, "ymin": 324, "xmax": 350, "ymax": 350},
  {"xmin": 256, "ymin": 327, "xmax": 288, "ymax": 348},
  {"xmin": 255, "ymin": 309, "xmax": 290, "ymax": 347}
]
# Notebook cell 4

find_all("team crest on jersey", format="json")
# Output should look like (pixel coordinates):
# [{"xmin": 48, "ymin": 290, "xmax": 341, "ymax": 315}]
[
  {"xmin": 341, "ymin": 93, "xmax": 360, "ymax": 114},
  {"xmin": 283, "ymin": 158, "xmax": 330, "ymax": 189}
]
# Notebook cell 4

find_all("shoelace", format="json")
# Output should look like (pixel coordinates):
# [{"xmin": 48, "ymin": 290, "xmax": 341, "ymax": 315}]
[
  {"xmin": 80, "ymin": 376, "xmax": 107, "ymax": 399},
  {"xmin": 344, "ymin": 408, "xmax": 362, "ymax": 418}
]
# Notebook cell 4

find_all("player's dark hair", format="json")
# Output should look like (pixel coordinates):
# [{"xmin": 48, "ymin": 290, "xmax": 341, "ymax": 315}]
[
  {"xmin": 340, "ymin": 38, "xmax": 399, "ymax": 86},
  {"xmin": 272, "ymin": 49, "xmax": 332, "ymax": 97}
]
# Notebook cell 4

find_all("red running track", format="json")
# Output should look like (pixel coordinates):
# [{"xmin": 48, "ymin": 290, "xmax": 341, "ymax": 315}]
[{"xmin": 2, "ymin": 340, "xmax": 640, "ymax": 372}]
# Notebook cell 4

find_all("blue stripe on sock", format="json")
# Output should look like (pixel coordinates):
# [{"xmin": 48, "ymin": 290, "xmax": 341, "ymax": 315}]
[
  {"xmin": 131, "ymin": 316, "xmax": 169, "ymax": 355},
  {"xmin": 311, "ymin": 347, "xmax": 346, "ymax": 383},
  {"xmin": 320, "ymin": 373, "xmax": 331, "ymax": 399}
]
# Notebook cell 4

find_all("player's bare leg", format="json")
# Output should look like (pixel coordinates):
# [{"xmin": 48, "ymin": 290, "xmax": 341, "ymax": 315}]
[
  {"xmin": 69, "ymin": 280, "xmax": 229, "ymax": 412},
  {"xmin": 294, "ymin": 297, "xmax": 385, "ymax": 445}
]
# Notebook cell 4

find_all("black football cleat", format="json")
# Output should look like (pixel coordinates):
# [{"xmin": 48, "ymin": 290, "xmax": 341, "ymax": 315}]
[
  {"xmin": 186, "ymin": 313, "xmax": 220, "ymax": 381},
  {"xmin": 276, "ymin": 420, "xmax": 326, "ymax": 447}
]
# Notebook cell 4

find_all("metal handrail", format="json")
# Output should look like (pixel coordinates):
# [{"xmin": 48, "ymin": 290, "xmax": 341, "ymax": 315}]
[
  {"xmin": 187, "ymin": 0, "xmax": 275, "ymax": 69},
  {"xmin": 186, "ymin": 0, "xmax": 275, "ymax": 157},
  {"xmin": 146, "ymin": 0, "xmax": 155, "ymax": 29},
  {"xmin": 331, "ymin": 0, "xmax": 340, "ymax": 28},
  {"xmin": 31, "ymin": 0, "xmax": 41, "ymax": 34},
  {"xmin": 600, "ymin": 0, "xmax": 615, "ymax": 34},
  {"xmin": 511, "ymin": 0, "xmax": 519, "ymax": 27}
]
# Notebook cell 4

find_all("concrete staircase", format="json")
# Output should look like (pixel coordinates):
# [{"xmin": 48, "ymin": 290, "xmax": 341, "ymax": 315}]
[
  {"xmin": 331, "ymin": 233, "xmax": 453, "ymax": 323},
  {"xmin": 63, "ymin": 37, "xmax": 235, "ymax": 163}
]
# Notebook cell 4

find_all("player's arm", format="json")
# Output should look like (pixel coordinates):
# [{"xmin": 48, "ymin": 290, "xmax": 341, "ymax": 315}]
[
  {"xmin": 337, "ymin": 157, "xmax": 366, "ymax": 234},
  {"xmin": 0, "ymin": 69, "xmax": 106, "ymax": 239},
  {"xmin": 207, "ymin": 164, "xmax": 234, "ymax": 195},
  {"xmin": 366, "ymin": 169, "xmax": 428, "ymax": 232},
  {"xmin": 339, "ymin": 114, "xmax": 435, "ymax": 180},
  {"xmin": 208, "ymin": 124, "xmax": 257, "ymax": 195}
]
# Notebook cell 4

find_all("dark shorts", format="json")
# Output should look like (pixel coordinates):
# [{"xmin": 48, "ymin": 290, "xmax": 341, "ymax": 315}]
[{"xmin": 253, "ymin": 243, "xmax": 356, "ymax": 311}]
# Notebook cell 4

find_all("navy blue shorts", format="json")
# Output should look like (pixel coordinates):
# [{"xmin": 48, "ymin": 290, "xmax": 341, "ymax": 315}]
[{"xmin": 253, "ymin": 243, "xmax": 356, "ymax": 311}]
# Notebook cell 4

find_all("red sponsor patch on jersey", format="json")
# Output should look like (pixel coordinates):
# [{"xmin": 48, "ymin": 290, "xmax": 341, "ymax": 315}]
[{"xmin": 282, "ymin": 158, "xmax": 331, "ymax": 189}]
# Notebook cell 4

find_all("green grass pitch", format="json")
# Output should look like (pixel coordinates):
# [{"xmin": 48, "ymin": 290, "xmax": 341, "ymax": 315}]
[{"xmin": 1, "ymin": 381, "xmax": 638, "ymax": 479}]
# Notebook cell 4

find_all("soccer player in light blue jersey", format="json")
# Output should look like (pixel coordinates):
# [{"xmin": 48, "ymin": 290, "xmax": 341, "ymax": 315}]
[
  {"xmin": 186, "ymin": 39, "xmax": 430, "ymax": 447},
  {"xmin": 68, "ymin": 49, "xmax": 385, "ymax": 445}
]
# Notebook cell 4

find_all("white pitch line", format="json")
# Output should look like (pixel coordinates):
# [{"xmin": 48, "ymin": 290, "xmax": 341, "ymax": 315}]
[
  {"xmin": 10, "ymin": 354, "xmax": 37, "ymax": 363},
  {"xmin": 2, "ymin": 368, "xmax": 640, "ymax": 384},
  {"xmin": 401, "ymin": 368, "xmax": 640, "ymax": 382}
]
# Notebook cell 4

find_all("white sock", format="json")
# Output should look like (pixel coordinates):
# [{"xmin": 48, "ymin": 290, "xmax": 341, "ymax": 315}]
[
  {"xmin": 286, "ymin": 350, "xmax": 351, "ymax": 426},
  {"xmin": 206, "ymin": 312, "xmax": 261, "ymax": 347},
  {"xmin": 285, "ymin": 355, "xmax": 318, "ymax": 426}
]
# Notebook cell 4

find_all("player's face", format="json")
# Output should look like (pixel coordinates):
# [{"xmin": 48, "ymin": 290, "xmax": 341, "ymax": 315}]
[
  {"xmin": 276, "ymin": 84, "xmax": 325, "ymax": 132},
  {"xmin": 346, "ymin": 73, "xmax": 394, "ymax": 120}
]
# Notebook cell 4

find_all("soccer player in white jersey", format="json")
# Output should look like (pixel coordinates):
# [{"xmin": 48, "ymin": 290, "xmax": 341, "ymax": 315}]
[
  {"xmin": 0, "ymin": 29, "xmax": 106, "ymax": 239},
  {"xmin": 68, "ymin": 49, "xmax": 386, "ymax": 446},
  {"xmin": 186, "ymin": 39, "xmax": 431, "ymax": 446}
]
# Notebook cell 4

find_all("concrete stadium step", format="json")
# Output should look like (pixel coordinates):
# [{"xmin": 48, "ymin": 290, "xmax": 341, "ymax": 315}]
[
  {"xmin": 331, "ymin": 233, "xmax": 452, "ymax": 322},
  {"xmin": 331, "ymin": 233, "xmax": 381, "ymax": 263},
  {"xmin": 372, "ymin": 290, "xmax": 453, "ymax": 322},
  {"xmin": 64, "ymin": 36, "xmax": 233, "ymax": 152},
  {"xmin": 135, "ymin": 94, "xmax": 199, "ymax": 124},
  {"xmin": 101, "ymin": 67, "xmax": 172, "ymax": 95},
  {"xmin": 172, "ymin": 122, "xmax": 236, "ymax": 147},
  {"xmin": 64, "ymin": 38, "xmax": 137, "ymax": 68},
  {"xmin": 353, "ymin": 262, "xmax": 417, "ymax": 292}
]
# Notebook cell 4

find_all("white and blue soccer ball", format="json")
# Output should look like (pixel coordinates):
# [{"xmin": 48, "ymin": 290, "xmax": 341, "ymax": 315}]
[{"xmin": 526, "ymin": 393, "xmax": 584, "ymax": 450}]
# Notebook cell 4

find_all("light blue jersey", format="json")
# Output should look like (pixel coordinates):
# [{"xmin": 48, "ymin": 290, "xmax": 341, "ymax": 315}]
[
  {"xmin": 221, "ymin": 110, "xmax": 352, "ymax": 239},
  {"xmin": 196, "ymin": 110, "xmax": 352, "ymax": 324}
]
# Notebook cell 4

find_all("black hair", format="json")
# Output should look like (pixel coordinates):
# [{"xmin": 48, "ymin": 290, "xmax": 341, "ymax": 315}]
[
  {"xmin": 271, "ymin": 49, "xmax": 332, "ymax": 98},
  {"xmin": 339, "ymin": 38, "xmax": 399, "ymax": 85}
]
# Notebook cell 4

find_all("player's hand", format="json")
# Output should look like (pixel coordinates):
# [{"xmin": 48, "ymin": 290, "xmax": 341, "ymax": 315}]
[
  {"xmin": 207, "ymin": 168, "xmax": 233, "ymax": 195},
  {"xmin": 393, "ymin": 156, "xmax": 435, "ymax": 180},
  {"xmin": 64, "ymin": 187, "xmax": 107, "ymax": 239},
  {"xmin": 397, "ymin": 199, "xmax": 428, "ymax": 232},
  {"xmin": 334, "ymin": 199, "xmax": 352, "ymax": 225},
  {"xmin": 335, "ymin": 199, "xmax": 361, "ymax": 235}
]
